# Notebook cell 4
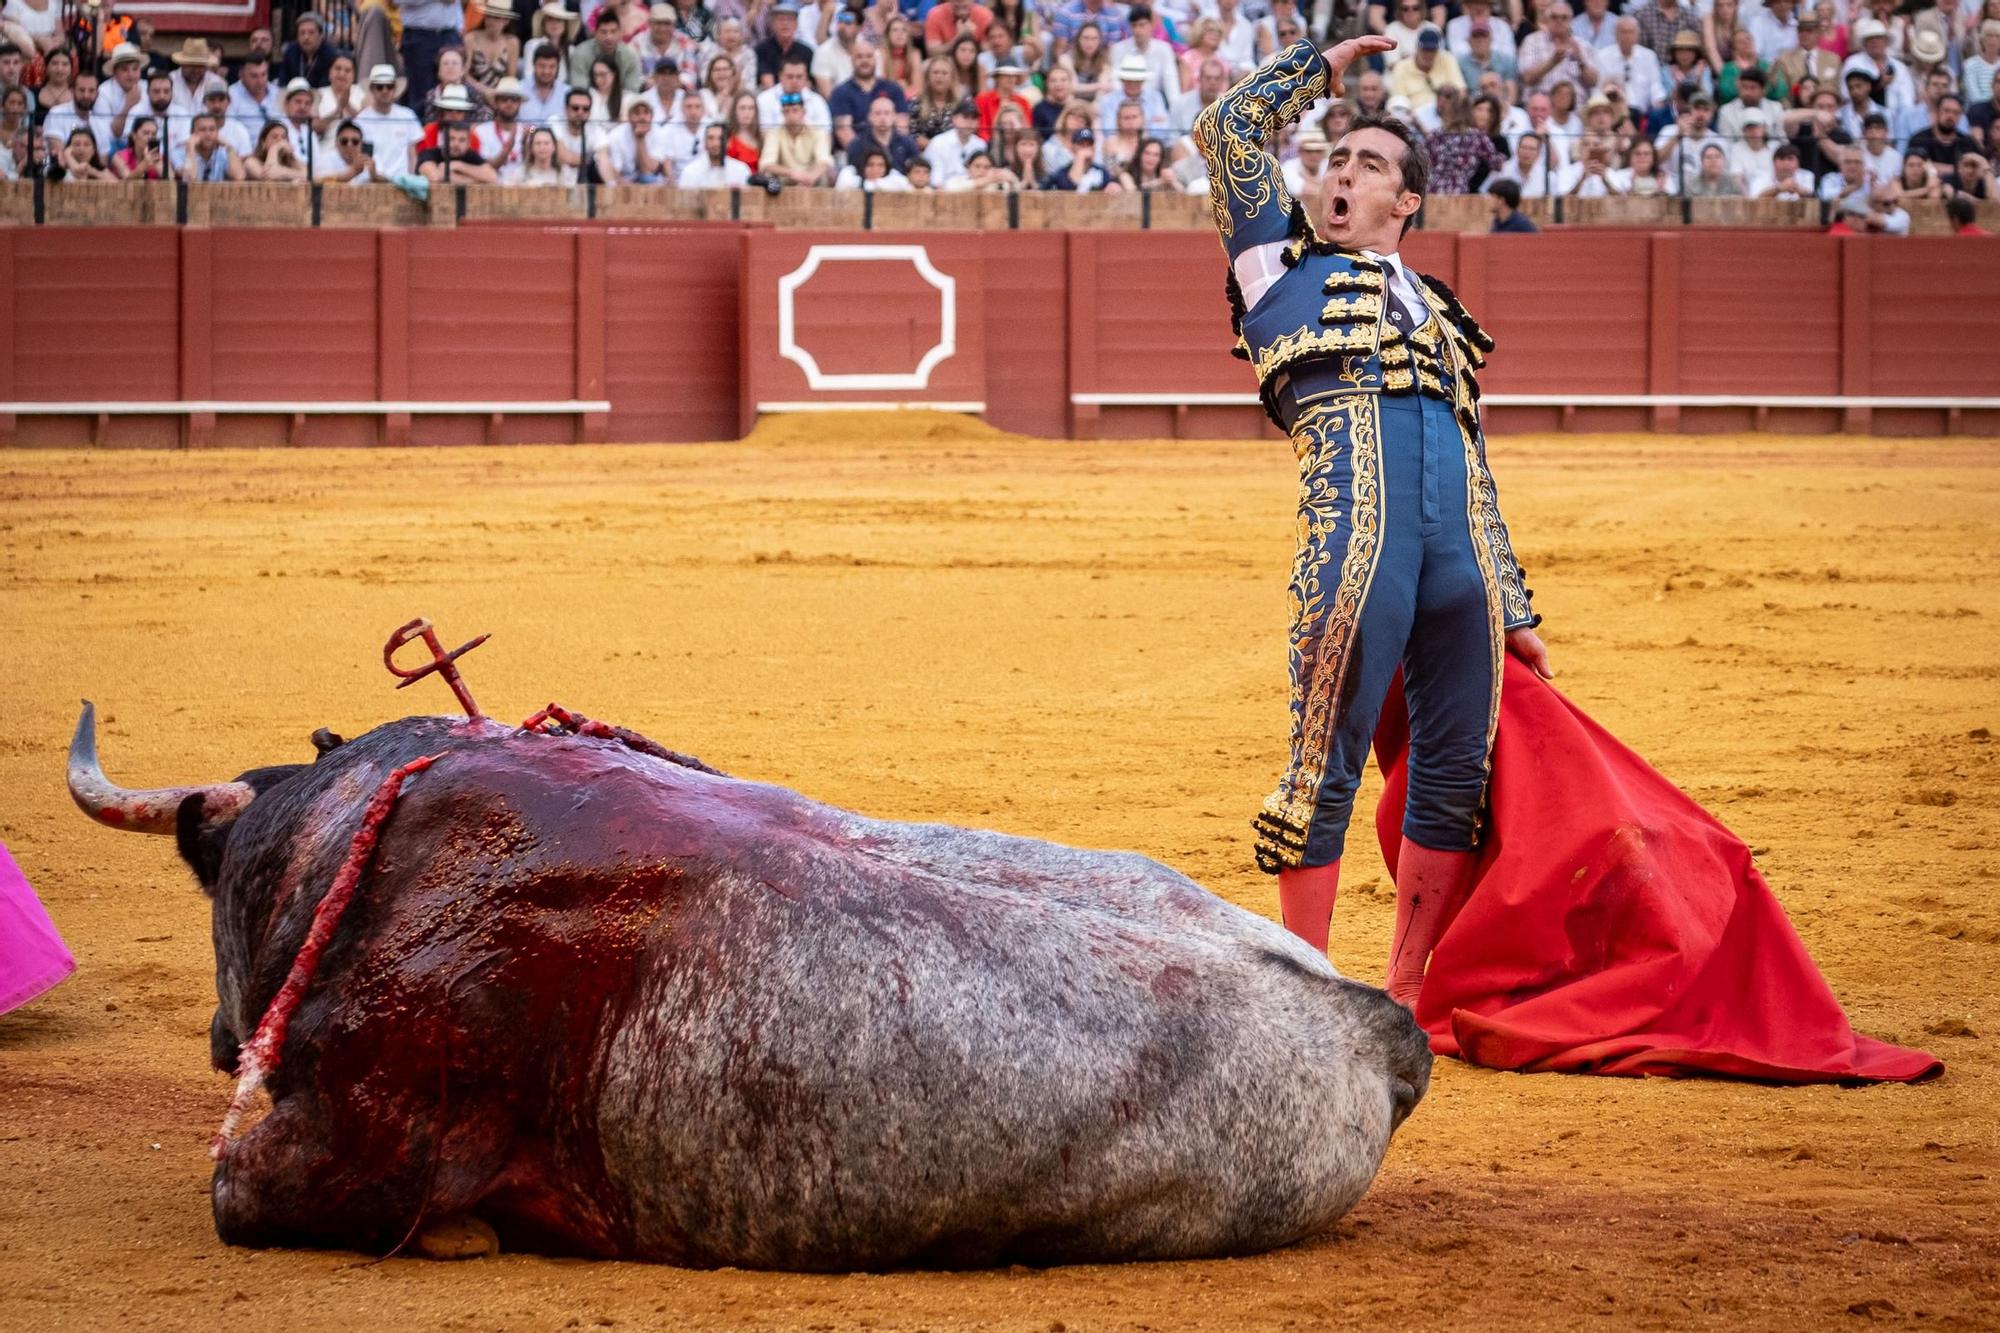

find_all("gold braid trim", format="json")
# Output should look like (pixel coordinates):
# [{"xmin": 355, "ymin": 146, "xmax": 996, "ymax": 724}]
[
  {"xmin": 1254, "ymin": 394, "xmax": 1385, "ymax": 871},
  {"xmin": 1195, "ymin": 40, "xmax": 1331, "ymax": 245},
  {"xmin": 1253, "ymin": 324, "xmax": 1378, "ymax": 382}
]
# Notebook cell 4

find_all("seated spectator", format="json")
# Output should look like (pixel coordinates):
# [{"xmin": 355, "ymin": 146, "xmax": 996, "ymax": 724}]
[
  {"xmin": 466, "ymin": 0, "xmax": 524, "ymax": 91},
  {"xmin": 278, "ymin": 78, "xmax": 320, "ymax": 169},
  {"xmin": 1966, "ymin": 22, "xmax": 2000, "ymax": 111},
  {"xmin": 229, "ymin": 54, "xmax": 282, "ymax": 140},
  {"xmin": 1040, "ymin": 124, "xmax": 1117, "ymax": 190},
  {"xmin": 846, "ymin": 92, "xmax": 920, "ymax": 171},
  {"xmin": 167, "ymin": 84, "xmax": 249, "ymax": 172},
  {"xmin": 1176, "ymin": 19, "xmax": 1224, "ymax": 97},
  {"xmin": 1499, "ymin": 131, "xmax": 1574, "ymax": 196},
  {"xmin": 1892, "ymin": 150, "xmax": 1943, "ymax": 202},
  {"xmin": 1909, "ymin": 94, "xmax": 1978, "ymax": 184},
  {"xmin": 1460, "ymin": 21, "xmax": 1520, "ymax": 106},
  {"xmin": 758, "ymin": 53, "xmax": 832, "ymax": 130},
  {"xmin": 754, "ymin": 3, "xmax": 813, "ymax": 88},
  {"xmin": 317, "ymin": 119, "xmax": 380, "ymax": 184},
  {"xmin": 636, "ymin": 59, "xmax": 685, "ymax": 121},
  {"xmin": 924, "ymin": 98, "xmax": 985, "ymax": 185},
  {"xmin": 1718, "ymin": 64, "xmax": 1785, "ymax": 140},
  {"xmin": 1971, "ymin": 71, "xmax": 1999, "ymax": 140},
  {"xmin": 1754, "ymin": 141, "xmax": 1815, "ymax": 198},
  {"xmin": 573, "ymin": 7, "xmax": 642, "ymax": 91},
  {"xmin": 598, "ymin": 98, "xmax": 674, "ymax": 182},
  {"xmin": 1426, "ymin": 87, "xmax": 1502, "ymax": 199},
  {"xmin": 944, "ymin": 147, "xmax": 1016, "ymax": 190},
  {"xmin": 1097, "ymin": 54, "xmax": 1169, "ymax": 132},
  {"xmin": 1448, "ymin": 0, "xmax": 1516, "ymax": 67},
  {"xmin": 723, "ymin": 89, "xmax": 763, "ymax": 170},
  {"xmin": 835, "ymin": 143, "xmax": 913, "ymax": 188},
  {"xmin": 977, "ymin": 62, "xmax": 1030, "ymax": 136},
  {"xmin": 830, "ymin": 42, "xmax": 907, "ymax": 147},
  {"xmin": 903, "ymin": 157, "xmax": 932, "ymax": 190},
  {"xmin": 1109, "ymin": 5, "xmax": 1173, "ymax": 98},
  {"xmin": 1617, "ymin": 136, "xmax": 1672, "ymax": 194},
  {"xmin": 1789, "ymin": 87, "xmax": 1852, "ymax": 181},
  {"xmin": 418, "ymin": 121, "xmax": 502, "ymax": 182},
  {"xmin": 1280, "ymin": 125, "xmax": 1329, "ymax": 197},
  {"xmin": 657, "ymin": 81, "xmax": 708, "ymax": 178},
  {"xmin": 1945, "ymin": 194, "xmax": 1990, "ymax": 234},
  {"xmin": 279, "ymin": 13, "xmax": 335, "ymax": 88},
  {"xmin": 1684, "ymin": 141, "xmax": 1743, "ymax": 195},
  {"xmin": 1115, "ymin": 135, "xmax": 1171, "ymax": 191},
  {"xmin": 476, "ymin": 77, "xmax": 533, "ymax": 174},
  {"xmin": 1390, "ymin": 27, "xmax": 1465, "ymax": 115},
  {"xmin": 761, "ymin": 89, "xmax": 833, "ymax": 184},
  {"xmin": 1717, "ymin": 30, "xmax": 1785, "ymax": 111},
  {"xmin": 1728, "ymin": 111, "xmax": 1776, "ymax": 188},
  {"xmin": 1817, "ymin": 144, "xmax": 1872, "ymax": 210},
  {"xmin": 1957, "ymin": 151, "xmax": 1997, "ymax": 201},
  {"xmin": 177, "ymin": 112, "xmax": 243, "ymax": 180},
  {"xmin": 1487, "ymin": 176, "xmax": 1539, "ymax": 230},
  {"xmin": 43, "ymin": 71, "xmax": 108, "ymax": 160},
  {"xmin": 243, "ymin": 120, "xmax": 308, "ymax": 180},
  {"xmin": 96, "ymin": 44, "xmax": 151, "ymax": 146},
  {"xmin": 45, "ymin": 125, "xmax": 111, "ymax": 180},
  {"xmin": 1857, "ymin": 113, "xmax": 1900, "ymax": 190},
  {"xmin": 1100, "ymin": 97, "xmax": 1146, "ymax": 174},
  {"xmin": 519, "ymin": 47, "xmax": 569, "ymax": 126},
  {"xmin": 1838, "ymin": 69, "xmax": 1885, "ymax": 140},
  {"xmin": 1597, "ymin": 17, "xmax": 1661, "ymax": 113},
  {"xmin": 1774, "ymin": 12, "xmax": 1840, "ymax": 94},
  {"xmin": 1892, "ymin": 68, "xmax": 1955, "ymax": 151},
  {"xmin": 110, "ymin": 116, "xmax": 167, "ymax": 178},
  {"xmin": 1655, "ymin": 90, "xmax": 1725, "ymax": 192},
  {"xmin": 502, "ymin": 126, "xmax": 574, "ymax": 184},
  {"xmin": 680, "ymin": 122, "xmax": 751, "ymax": 185},
  {"xmin": 353, "ymin": 65, "xmax": 422, "ymax": 178},
  {"xmin": 1004, "ymin": 128, "xmax": 1043, "ymax": 189},
  {"xmin": 1170, "ymin": 57, "xmax": 1227, "ymax": 136},
  {"xmin": 1828, "ymin": 195, "xmax": 1909, "ymax": 234},
  {"xmin": 1519, "ymin": 3, "xmax": 1600, "ymax": 102},
  {"xmin": 1663, "ymin": 32, "xmax": 1711, "ymax": 103},
  {"xmin": 1565, "ymin": 131, "xmax": 1624, "ymax": 194},
  {"xmin": 313, "ymin": 56, "xmax": 368, "ymax": 154}
]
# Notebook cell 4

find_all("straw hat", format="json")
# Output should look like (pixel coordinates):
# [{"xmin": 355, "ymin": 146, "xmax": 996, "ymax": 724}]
[{"xmin": 171, "ymin": 37, "xmax": 221, "ymax": 67}]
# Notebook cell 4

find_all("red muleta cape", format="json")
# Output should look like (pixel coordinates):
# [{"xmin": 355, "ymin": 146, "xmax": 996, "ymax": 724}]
[{"xmin": 1372, "ymin": 659, "xmax": 1941, "ymax": 1083}]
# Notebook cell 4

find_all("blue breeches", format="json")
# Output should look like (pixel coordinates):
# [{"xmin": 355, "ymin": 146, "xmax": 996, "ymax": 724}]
[{"xmin": 1253, "ymin": 391, "xmax": 1506, "ymax": 872}]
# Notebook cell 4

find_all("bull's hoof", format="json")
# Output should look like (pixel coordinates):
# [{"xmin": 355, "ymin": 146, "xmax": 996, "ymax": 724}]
[{"xmin": 415, "ymin": 1215, "xmax": 499, "ymax": 1260}]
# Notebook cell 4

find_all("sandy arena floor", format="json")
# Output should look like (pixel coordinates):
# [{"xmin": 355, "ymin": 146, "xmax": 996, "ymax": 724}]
[{"xmin": 1, "ymin": 417, "xmax": 1996, "ymax": 1331}]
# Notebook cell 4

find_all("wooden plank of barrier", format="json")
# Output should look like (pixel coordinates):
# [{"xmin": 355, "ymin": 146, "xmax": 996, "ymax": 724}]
[
  {"xmin": 1647, "ymin": 232, "xmax": 1681, "ymax": 431},
  {"xmin": 178, "ymin": 229, "xmax": 214, "ymax": 447},
  {"xmin": 1422, "ymin": 194, "xmax": 1493, "ymax": 234},
  {"xmin": 0, "ymin": 180, "xmax": 34, "ymax": 226},
  {"xmin": 1065, "ymin": 231, "xmax": 1099, "ymax": 437},
  {"xmin": 575, "ymin": 229, "xmax": 606, "ymax": 445},
  {"xmin": 377, "ymin": 229, "xmax": 411, "ymax": 446},
  {"xmin": 0, "ymin": 230, "xmax": 12, "ymax": 440},
  {"xmin": 1839, "ymin": 237, "xmax": 1872, "ymax": 435},
  {"xmin": 193, "ymin": 183, "xmax": 313, "ymax": 228}
]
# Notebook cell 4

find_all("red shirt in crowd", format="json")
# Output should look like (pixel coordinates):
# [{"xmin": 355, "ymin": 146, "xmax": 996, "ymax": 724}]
[
  {"xmin": 926, "ymin": 2, "xmax": 994, "ymax": 47},
  {"xmin": 975, "ymin": 88, "xmax": 1031, "ymax": 136},
  {"xmin": 1957, "ymin": 223, "xmax": 1993, "ymax": 235}
]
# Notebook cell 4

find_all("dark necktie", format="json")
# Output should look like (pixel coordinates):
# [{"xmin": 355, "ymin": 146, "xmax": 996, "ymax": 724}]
[{"xmin": 1383, "ymin": 264, "xmax": 1421, "ymax": 334}]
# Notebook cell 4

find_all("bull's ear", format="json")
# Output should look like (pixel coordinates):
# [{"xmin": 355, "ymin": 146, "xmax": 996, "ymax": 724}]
[
  {"xmin": 175, "ymin": 792, "xmax": 230, "ymax": 895},
  {"xmin": 311, "ymin": 728, "xmax": 346, "ymax": 756}
]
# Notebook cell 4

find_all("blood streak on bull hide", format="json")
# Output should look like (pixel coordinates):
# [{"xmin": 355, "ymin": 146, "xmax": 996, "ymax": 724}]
[{"xmin": 67, "ymin": 694, "xmax": 1432, "ymax": 1270}]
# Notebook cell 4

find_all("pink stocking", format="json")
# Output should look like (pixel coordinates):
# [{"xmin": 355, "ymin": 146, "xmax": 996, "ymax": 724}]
[
  {"xmin": 1277, "ymin": 861, "xmax": 1340, "ymax": 956},
  {"xmin": 1384, "ymin": 841, "xmax": 1476, "ymax": 1006}
]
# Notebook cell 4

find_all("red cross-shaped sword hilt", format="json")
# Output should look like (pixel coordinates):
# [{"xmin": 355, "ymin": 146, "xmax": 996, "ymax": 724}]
[{"xmin": 383, "ymin": 618, "xmax": 490, "ymax": 719}]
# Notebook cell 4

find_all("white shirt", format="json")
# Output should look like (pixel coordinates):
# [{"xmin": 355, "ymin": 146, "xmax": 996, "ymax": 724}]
[
  {"xmin": 835, "ymin": 163, "xmax": 914, "ymax": 189},
  {"xmin": 658, "ymin": 119, "xmax": 706, "ymax": 176},
  {"xmin": 923, "ymin": 127, "xmax": 984, "ymax": 184},
  {"xmin": 811, "ymin": 37, "xmax": 855, "ymax": 91},
  {"xmin": 1861, "ymin": 143, "xmax": 1900, "ymax": 189},
  {"xmin": 1232, "ymin": 242, "xmax": 1426, "ymax": 317},
  {"xmin": 168, "ymin": 113, "xmax": 252, "ymax": 170},
  {"xmin": 679, "ymin": 154, "xmax": 751, "ymax": 186},
  {"xmin": 601, "ymin": 122, "xmax": 674, "ymax": 178},
  {"xmin": 352, "ymin": 103, "xmax": 422, "ymax": 176},
  {"xmin": 43, "ymin": 103, "xmax": 113, "ymax": 158},
  {"xmin": 474, "ymin": 119, "xmax": 532, "ymax": 169},
  {"xmin": 1111, "ymin": 36, "xmax": 1180, "ymax": 99},
  {"xmin": 170, "ymin": 72, "xmax": 228, "ymax": 115},
  {"xmin": 1448, "ymin": 12, "xmax": 1516, "ymax": 65},
  {"xmin": 1754, "ymin": 166, "xmax": 1815, "ymax": 199},
  {"xmin": 755, "ymin": 85, "xmax": 832, "ymax": 130},
  {"xmin": 1280, "ymin": 156, "xmax": 1325, "ymax": 199},
  {"xmin": 1595, "ymin": 42, "xmax": 1663, "ymax": 112}
]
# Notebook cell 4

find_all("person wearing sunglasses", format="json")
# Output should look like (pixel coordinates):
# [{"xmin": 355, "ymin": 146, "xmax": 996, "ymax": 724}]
[{"xmin": 316, "ymin": 118, "xmax": 379, "ymax": 183}]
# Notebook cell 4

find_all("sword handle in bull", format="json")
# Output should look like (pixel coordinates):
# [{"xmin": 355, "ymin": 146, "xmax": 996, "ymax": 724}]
[{"xmin": 383, "ymin": 617, "xmax": 489, "ymax": 719}]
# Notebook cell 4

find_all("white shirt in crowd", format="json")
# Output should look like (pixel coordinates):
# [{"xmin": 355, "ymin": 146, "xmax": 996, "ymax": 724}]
[
  {"xmin": 352, "ymin": 102, "xmax": 423, "ymax": 177},
  {"xmin": 167, "ymin": 112, "xmax": 253, "ymax": 170},
  {"xmin": 601, "ymin": 121, "xmax": 674, "ymax": 179},
  {"xmin": 1448, "ymin": 13, "xmax": 1516, "ymax": 66},
  {"xmin": 43, "ymin": 101, "xmax": 114, "ymax": 157},
  {"xmin": 679, "ymin": 155, "xmax": 751, "ymax": 187},
  {"xmin": 834, "ymin": 163, "xmax": 914, "ymax": 189},
  {"xmin": 1111, "ymin": 35, "xmax": 1179, "ymax": 99},
  {"xmin": 1861, "ymin": 142, "xmax": 1901, "ymax": 189},
  {"xmin": 1595, "ymin": 41, "xmax": 1663, "ymax": 112},
  {"xmin": 658, "ymin": 119, "xmax": 705, "ymax": 178},
  {"xmin": 924, "ymin": 126, "xmax": 985, "ymax": 185},
  {"xmin": 474, "ymin": 119, "xmax": 533, "ymax": 170},
  {"xmin": 755, "ymin": 85, "xmax": 832, "ymax": 130}
]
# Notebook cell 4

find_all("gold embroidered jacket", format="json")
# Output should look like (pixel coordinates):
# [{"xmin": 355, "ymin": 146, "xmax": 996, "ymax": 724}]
[{"xmin": 1193, "ymin": 39, "xmax": 1540, "ymax": 630}]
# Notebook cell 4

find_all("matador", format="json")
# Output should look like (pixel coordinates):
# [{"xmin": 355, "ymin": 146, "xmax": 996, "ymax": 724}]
[{"xmin": 1193, "ymin": 34, "xmax": 1554, "ymax": 1004}]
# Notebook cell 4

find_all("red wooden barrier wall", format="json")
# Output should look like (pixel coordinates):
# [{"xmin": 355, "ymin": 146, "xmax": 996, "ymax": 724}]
[{"xmin": 2, "ymin": 227, "xmax": 1995, "ymax": 446}]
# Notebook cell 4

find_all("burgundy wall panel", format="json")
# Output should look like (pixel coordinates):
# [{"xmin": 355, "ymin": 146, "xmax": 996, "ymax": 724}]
[
  {"xmin": 1070, "ymin": 232, "xmax": 1240, "ymax": 396},
  {"xmin": 1473, "ymin": 233, "xmax": 1650, "ymax": 394},
  {"xmin": 982, "ymin": 232, "xmax": 1070, "ymax": 438},
  {"xmin": 13, "ymin": 229, "xmax": 180, "ymax": 402},
  {"xmin": 1676, "ymin": 234, "xmax": 1841, "ymax": 394},
  {"xmin": 1865, "ymin": 238, "xmax": 2000, "ymax": 396},
  {"xmin": 405, "ymin": 231, "xmax": 576, "ymax": 402},
  {"xmin": 604, "ymin": 230, "xmax": 742, "ymax": 443},
  {"xmin": 207, "ymin": 230, "xmax": 379, "ymax": 402}
]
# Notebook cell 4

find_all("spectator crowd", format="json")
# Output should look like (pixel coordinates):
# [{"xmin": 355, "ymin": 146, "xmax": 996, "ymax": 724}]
[{"xmin": 0, "ymin": 0, "xmax": 1993, "ymax": 230}]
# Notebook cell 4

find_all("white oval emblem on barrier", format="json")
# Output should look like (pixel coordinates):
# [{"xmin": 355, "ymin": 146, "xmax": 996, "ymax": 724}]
[{"xmin": 776, "ymin": 245, "xmax": 957, "ymax": 390}]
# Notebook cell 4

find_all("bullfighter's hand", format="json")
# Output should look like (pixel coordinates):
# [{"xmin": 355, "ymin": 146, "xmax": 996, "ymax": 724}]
[
  {"xmin": 1506, "ymin": 626, "xmax": 1553, "ymax": 679},
  {"xmin": 1321, "ymin": 36, "xmax": 1397, "ymax": 99}
]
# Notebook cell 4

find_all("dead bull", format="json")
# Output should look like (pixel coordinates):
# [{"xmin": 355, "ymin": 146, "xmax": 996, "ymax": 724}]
[{"xmin": 69, "ymin": 702, "xmax": 1430, "ymax": 1270}]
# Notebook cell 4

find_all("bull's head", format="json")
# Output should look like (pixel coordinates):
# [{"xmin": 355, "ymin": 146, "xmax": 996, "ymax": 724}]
[{"xmin": 66, "ymin": 700, "xmax": 320, "ymax": 892}]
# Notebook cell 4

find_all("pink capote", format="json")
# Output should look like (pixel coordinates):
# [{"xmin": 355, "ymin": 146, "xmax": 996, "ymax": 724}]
[
  {"xmin": 1372, "ymin": 659, "xmax": 1942, "ymax": 1083},
  {"xmin": 1, "ymin": 840, "xmax": 74, "ymax": 1016}
]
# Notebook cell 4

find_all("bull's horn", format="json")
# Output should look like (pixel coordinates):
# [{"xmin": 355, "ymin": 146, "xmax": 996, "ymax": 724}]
[{"xmin": 68, "ymin": 701, "xmax": 256, "ymax": 835}]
